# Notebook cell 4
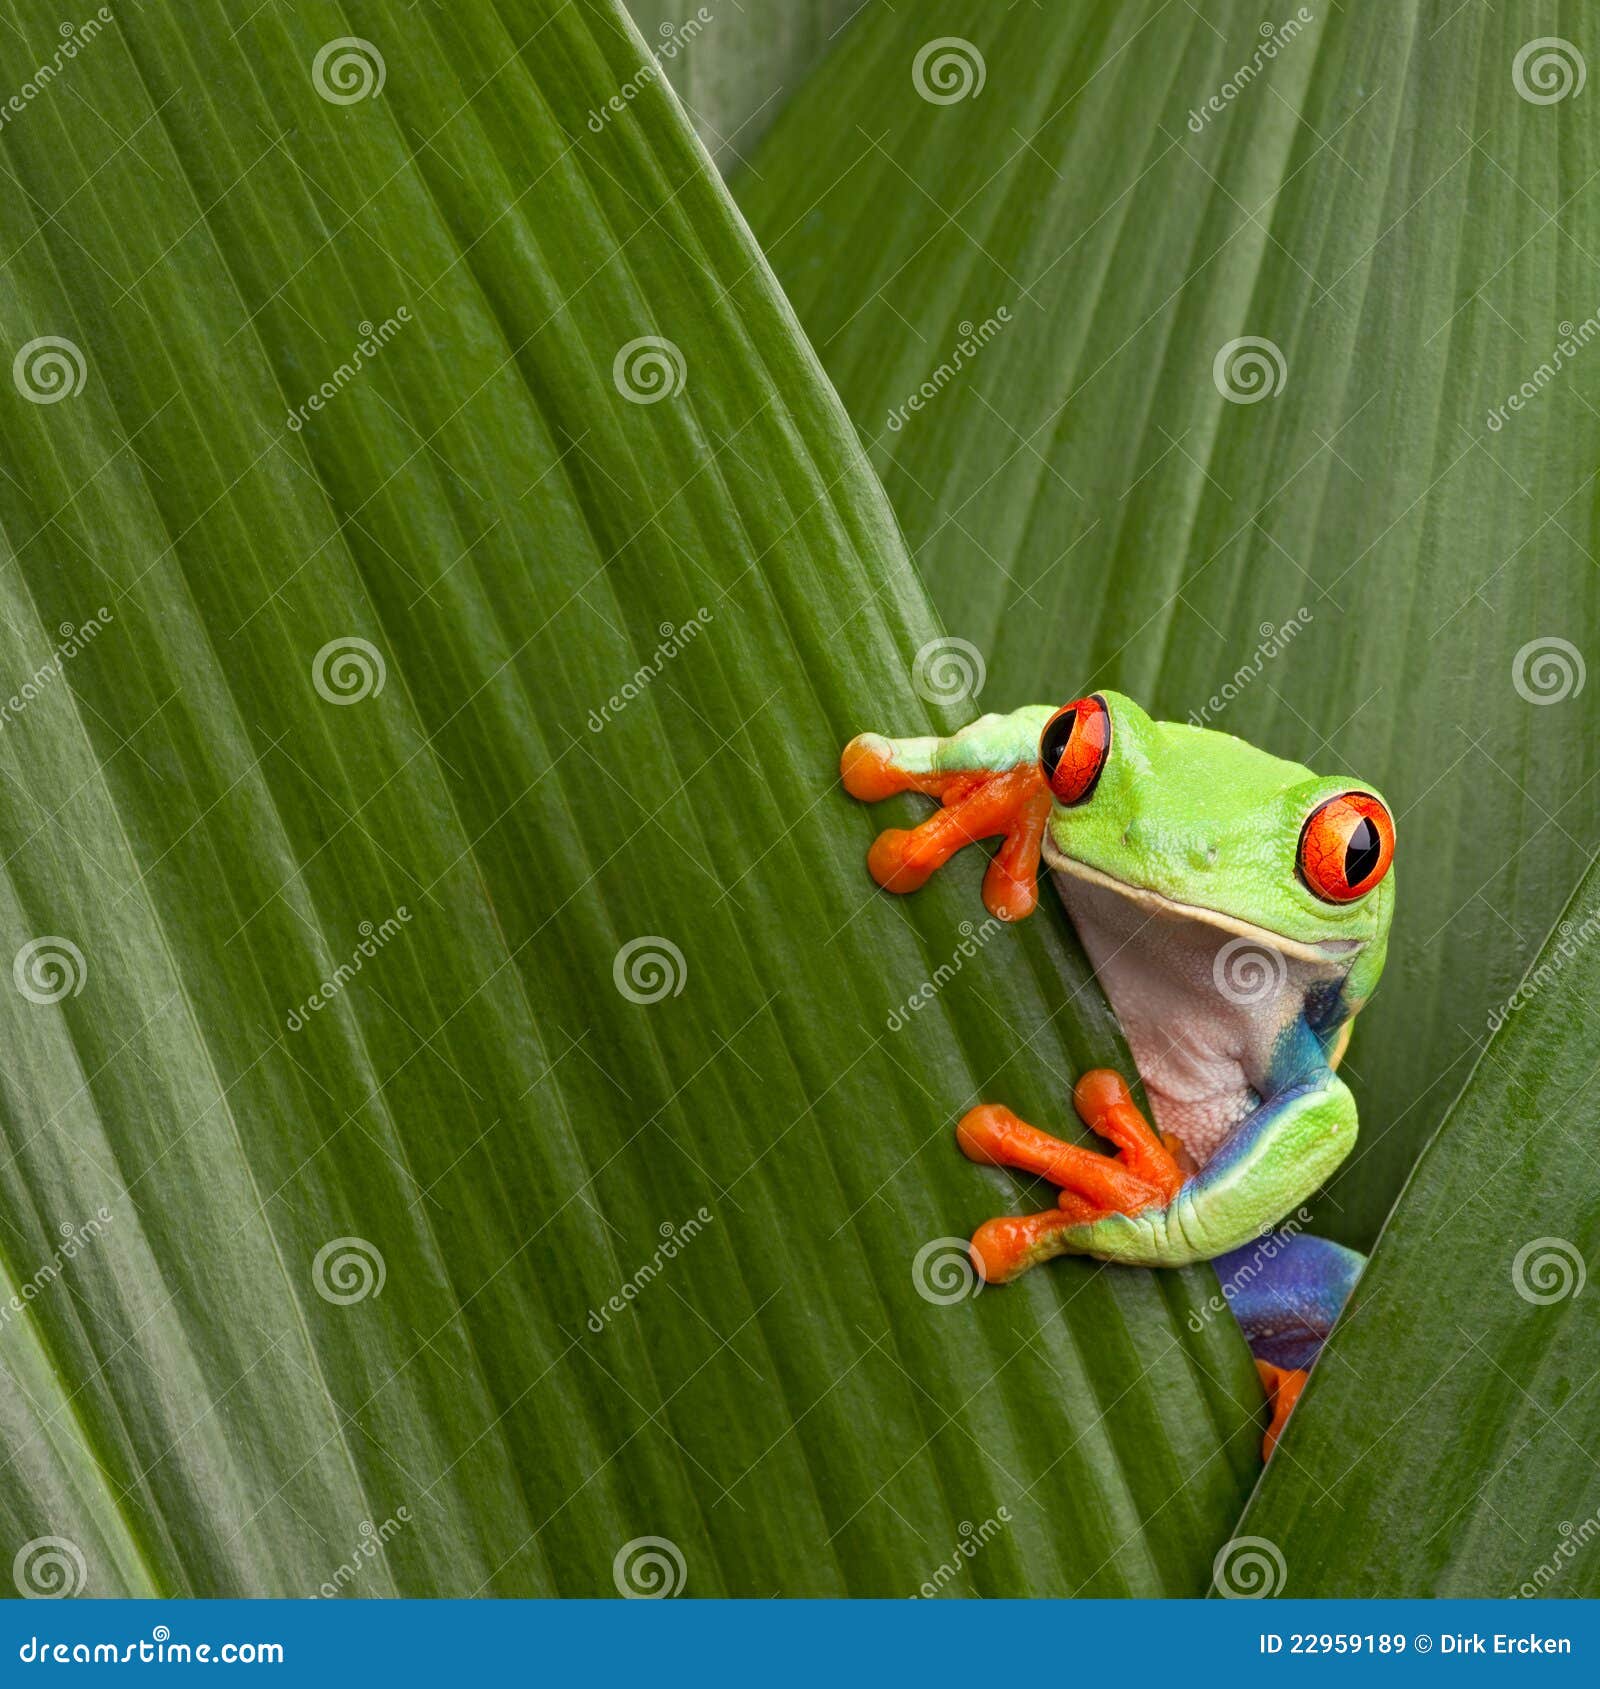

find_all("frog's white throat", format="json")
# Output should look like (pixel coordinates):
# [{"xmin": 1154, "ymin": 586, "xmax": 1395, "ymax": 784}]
[{"xmin": 1043, "ymin": 853, "xmax": 1351, "ymax": 1168}]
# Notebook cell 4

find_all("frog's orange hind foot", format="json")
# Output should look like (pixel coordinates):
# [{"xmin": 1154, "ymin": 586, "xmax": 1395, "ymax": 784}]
[
  {"xmin": 841, "ymin": 736, "xmax": 1049, "ymax": 922},
  {"xmin": 1256, "ymin": 1360, "xmax": 1308, "ymax": 1460},
  {"xmin": 970, "ymin": 1208, "xmax": 1092, "ymax": 1284}
]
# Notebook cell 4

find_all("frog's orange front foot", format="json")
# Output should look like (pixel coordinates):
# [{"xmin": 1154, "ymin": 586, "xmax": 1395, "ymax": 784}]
[
  {"xmin": 840, "ymin": 732, "xmax": 1050, "ymax": 921},
  {"xmin": 1256, "ymin": 1361, "xmax": 1308, "ymax": 1460},
  {"xmin": 957, "ymin": 1075, "xmax": 1186, "ymax": 1283}
]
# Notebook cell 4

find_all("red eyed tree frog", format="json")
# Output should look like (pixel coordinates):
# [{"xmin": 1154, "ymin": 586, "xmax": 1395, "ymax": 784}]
[{"xmin": 841, "ymin": 691, "xmax": 1395, "ymax": 1457}]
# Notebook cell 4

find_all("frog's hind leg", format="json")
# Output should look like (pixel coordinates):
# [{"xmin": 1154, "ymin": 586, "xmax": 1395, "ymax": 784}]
[{"xmin": 1214, "ymin": 1232, "xmax": 1366, "ymax": 1459}]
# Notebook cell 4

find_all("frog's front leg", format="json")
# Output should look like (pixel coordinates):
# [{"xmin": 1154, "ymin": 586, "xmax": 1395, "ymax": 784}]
[{"xmin": 841, "ymin": 707, "xmax": 1055, "ymax": 920}]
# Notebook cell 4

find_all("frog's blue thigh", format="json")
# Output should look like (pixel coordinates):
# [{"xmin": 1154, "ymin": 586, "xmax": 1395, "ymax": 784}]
[{"xmin": 1213, "ymin": 1232, "xmax": 1366, "ymax": 1371}]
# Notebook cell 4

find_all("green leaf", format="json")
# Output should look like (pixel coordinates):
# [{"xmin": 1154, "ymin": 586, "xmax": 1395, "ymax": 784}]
[
  {"xmin": 737, "ymin": 0, "xmax": 1600, "ymax": 1247},
  {"xmin": 0, "ymin": 0, "xmax": 1256, "ymax": 1597},
  {"xmin": 625, "ymin": 0, "xmax": 867, "ymax": 172},
  {"xmin": 1232, "ymin": 858, "xmax": 1600, "ymax": 1596}
]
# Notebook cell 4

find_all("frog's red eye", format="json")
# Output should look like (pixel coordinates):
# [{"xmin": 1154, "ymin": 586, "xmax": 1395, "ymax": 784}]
[
  {"xmin": 1298, "ymin": 792, "xmax": 1395, "ymax": 903},
  {"xmin": 1039, "ymin": 696, "xmax": 1110, "ymax": 805}
]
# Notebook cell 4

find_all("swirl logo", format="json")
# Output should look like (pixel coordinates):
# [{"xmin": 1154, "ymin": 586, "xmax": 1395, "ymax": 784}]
[
  {"xmin": 1211, "ymin": 937, "xmax": 1287, "ymax": 1006},
  {"xmin": 13, "ymin": 937, "xmax": 86, "ymax": 1005},
  {"xmin": 612, "ymin": 1535, "xmax": 687, "ymax": 1597},
  {"xmin": 911, "ymin": 636, "xmax": 986, "ymax": 706},
  {"xmin": 612, "ymin": 936, "xmax": 687, "ymax": 1005},
  {"xmin": 12, "ymin": 336, "xmax": 86, "ymax": 404},
  {"xmin": 913, "ymin": 1236, "xmax": 984, "ymax": 1305},
  {"xmin": 1212, "ymin": 336, "xmax": 1287, "ymax": 404},
  {"xmin": 1512, "ymin": 636, "xmax": 1585, "ymax": 705},
  {"xmin": 312, "ymin": 636, "xmax": 387, "ymax": 705},
  {"xmin": 1511, "ymin": 1236, "xmax": 1586, "ymax": 1305},
  {"xmin": 312, "ymin": 1237, "xmax": 386, "ymax": 1305},
  {"xmin": 912, "ymin": 38, "xmax": 987, "ymax": 104},
  {"xmin": 1513, "ymin": 38, "xmax": 1586, "ymax": 105},
  {"xmin": 13, "ymin": 1536, "xmax": 86, "ymax": 1598},
  {"xmin": 312, "ymin": 37, "xmax": 386, "ymax": 104},
  {"xmin": 612, "ymin": 337, "xmax": 686, "ymax": 405},
  {"xmin": 1213, "ymin": 1535, "xmax": 1287, "ymax": 1598}
]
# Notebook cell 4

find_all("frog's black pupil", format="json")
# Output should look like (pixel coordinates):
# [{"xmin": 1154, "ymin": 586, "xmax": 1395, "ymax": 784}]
[
  {"xmin": 1039, "ymin": 710, "xmax": 1077, "ymax": 781},
  {"xmin": 1344, "ymin": 817, "xmax": 1380, "ymax": 887}
]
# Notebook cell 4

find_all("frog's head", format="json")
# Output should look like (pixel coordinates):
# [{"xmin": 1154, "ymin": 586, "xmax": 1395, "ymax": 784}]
[{"xmin": 1038, "ymin": 690, "xmax": 1395, "ymax": 968}]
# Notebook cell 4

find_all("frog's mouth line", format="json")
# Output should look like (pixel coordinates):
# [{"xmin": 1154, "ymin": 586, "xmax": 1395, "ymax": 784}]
[{"xmin": 1039, "ymin": 842, "xmax": 1362, "ymax": 965}]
